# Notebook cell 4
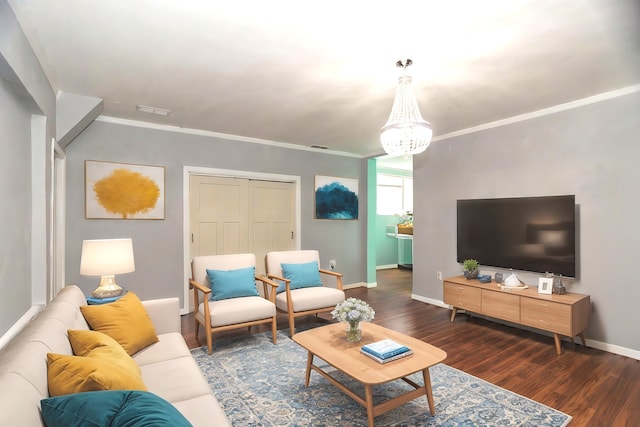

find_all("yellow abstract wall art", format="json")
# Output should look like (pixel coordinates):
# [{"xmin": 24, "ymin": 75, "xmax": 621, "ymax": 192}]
[{"xmin": 85, "ymin": 160, "xmax": 165, "ymax": 219}]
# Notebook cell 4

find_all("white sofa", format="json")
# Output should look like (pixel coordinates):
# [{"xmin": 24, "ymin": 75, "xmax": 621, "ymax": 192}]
[{"xmin": 0, "ymin": 285, "xmax": 230, "ymax": 426}]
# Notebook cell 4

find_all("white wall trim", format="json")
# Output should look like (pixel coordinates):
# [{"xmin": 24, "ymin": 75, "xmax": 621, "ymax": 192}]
[
  {"xmin": 411, "ymin": 294, "xmax": 450, "ymax": 309},
  {"xmin": 31, "ymin": 116, "xmax": 47, "ymax": 305},
  {"xmin": 343, "ymin": 282, "xmax": 368, "ymax": 290},
  {"xmin": 53, "ymin": 151, "xmax": 66, "ymax": 299},
  {"xmin": 587, "ymin": 339, "xmax": 640, "ymax": 361},
  {"xmin": 376, "ymin": 264, "xmax": 398, "ymax": 270},
  {"xmin": 97, "ymin": 116, "xmax": 359, "ymax": 158},
  {"xmin": 181, "ymin": 166, "xmax": 302, "ymax": 314},
  {"xmin": 99, "ymin": 85, "xmax": 640, "ymax": 161},
  {"xmin": 431, "ymin": 84, "xmax": 640, "ymax": 143},
  {"xmin": 0, "ymin": 305, "xmax": 43, "ymax": 351}
]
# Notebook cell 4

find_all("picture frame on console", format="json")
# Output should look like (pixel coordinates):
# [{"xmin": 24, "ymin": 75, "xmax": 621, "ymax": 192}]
[{"xmin": 538, "ymin": 277, "xmax": 553, "ymax": 294}]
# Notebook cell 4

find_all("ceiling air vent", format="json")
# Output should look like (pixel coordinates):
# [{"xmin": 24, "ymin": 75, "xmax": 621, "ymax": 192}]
[
  {"xmin": 309, "ymin": 144, "xmax": 329, "ymax": 150},
  {"xmin": 136, "ymin": 104, "xmax": 172, "ymax": 116}
]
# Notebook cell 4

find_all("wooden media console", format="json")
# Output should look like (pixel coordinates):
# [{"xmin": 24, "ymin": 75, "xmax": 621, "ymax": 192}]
[{"xmin": 443, "ymin": 275, "xmax": 590, "ymax": 354}]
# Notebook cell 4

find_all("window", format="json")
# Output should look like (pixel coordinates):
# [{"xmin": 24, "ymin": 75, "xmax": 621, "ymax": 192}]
[{"xmin": 377, "ymin": 173, "xmax": 413, "ymax": 215}]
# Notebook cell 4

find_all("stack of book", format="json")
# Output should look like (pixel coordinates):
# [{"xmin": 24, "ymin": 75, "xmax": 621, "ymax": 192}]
[{"xmin": 361, "ymin": 339, "xmax": 413, "ymax": 364}]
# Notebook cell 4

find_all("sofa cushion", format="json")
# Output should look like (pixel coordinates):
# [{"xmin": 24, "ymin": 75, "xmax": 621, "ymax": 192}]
[
  {"xmin": 140, "ymin": 356, "xmax": 213, "ymax": 403},
  {"xmin": 133, "ymin": 332, "xmax": 191, "ymax": 367},
  {"xmin": 206, "ymin": 266, "xmax": 259, "ymax": 301},
  {"xmin": 278, "ymin": 261, "xmax": 322, "ymax": 293},
  {"xmin": 47, "ymin": 352, "xmax": 147, "ymax": 396},
  {"xmin": 80, "ymin": 292, "xmax": 159, "ymax": 355},
  {"xmin": 41, "ymin": 390, "xmax": 192, "ymax": 427},
  {"xmin": 172, "ymin": 394, "xmax": 230, "ymax": 427}
]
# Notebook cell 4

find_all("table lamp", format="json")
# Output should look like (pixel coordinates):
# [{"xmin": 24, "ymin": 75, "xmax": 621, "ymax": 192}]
[{"xmin": 80, "ymin": 238, "xmax": 135, "ymax": 298}]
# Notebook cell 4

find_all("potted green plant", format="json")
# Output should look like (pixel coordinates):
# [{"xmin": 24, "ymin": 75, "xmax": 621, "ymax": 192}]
[{"xmin": 463, "ymin": 259, "xmax": 480, "ymax": 279}]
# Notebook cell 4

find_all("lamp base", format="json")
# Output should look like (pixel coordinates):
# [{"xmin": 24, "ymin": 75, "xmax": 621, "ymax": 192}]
[{"xmin": 91, "ymin": 275, "xmax": 124, "ymax": 299}]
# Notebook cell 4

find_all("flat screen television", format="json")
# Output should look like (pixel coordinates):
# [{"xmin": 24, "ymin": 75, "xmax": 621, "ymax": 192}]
[{"xmin": 457, "ymin": 195, "xmax": 577, "ymax": 277}]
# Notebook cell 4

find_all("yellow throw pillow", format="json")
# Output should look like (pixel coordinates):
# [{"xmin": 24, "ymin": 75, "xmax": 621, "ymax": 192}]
[
  {"xmin": 47, "ymin": 353, "xmax": 147, "ymax": 397},
  {"xmin": 68, "ymin": 329, "xmax": 141, "ymax": 375},
  {"xmin": 80, "ymin": 292, "xmax": 159, "ymax": 355}
]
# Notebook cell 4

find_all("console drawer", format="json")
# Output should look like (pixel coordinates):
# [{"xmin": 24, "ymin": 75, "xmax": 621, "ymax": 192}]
[
  {"xmin": 481, "ymin": 290, "xmax": 520, "ymax": 322},
  {"xmin": 521, "ymin": 298, "xmax": 571, "ymax": 335},
  {"xmin": 444, "ymin": 282, "xmax": 481, "ymax": 312}
]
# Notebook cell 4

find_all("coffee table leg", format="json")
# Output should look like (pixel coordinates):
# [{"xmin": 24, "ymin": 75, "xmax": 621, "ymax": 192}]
[
  {"xmin": 364, "ymin": 384, "xmax": 375, "ymax": 427},
  {"xmin": 422, "ymin": 368, "xmax": 435, "ymax": 415},
  {"xmin": 304, "ymin": 351, "xmax": 313, "ymax": 387}
]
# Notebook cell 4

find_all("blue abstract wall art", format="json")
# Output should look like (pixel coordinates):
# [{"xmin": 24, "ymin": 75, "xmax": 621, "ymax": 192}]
[{"xmin": 315, "ymin": 175, "xmax": 359, "ymax": 220}]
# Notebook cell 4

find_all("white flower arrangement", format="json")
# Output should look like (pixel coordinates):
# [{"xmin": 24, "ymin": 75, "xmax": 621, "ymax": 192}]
[{"xmin": 331, "ymin": 297, "xmax": 375, "ymax": 324}]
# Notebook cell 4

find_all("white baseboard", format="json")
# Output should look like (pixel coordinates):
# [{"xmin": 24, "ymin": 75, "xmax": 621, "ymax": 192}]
[
  {"xmin": 376, "ymin": 264, "xmax": 398, "ymax": 270},
  {"xmin": 587, "ymin": 339, "xmax": 640, "ymax": 361},
  {"xmin": 0, "ymin": 305, "xmax": 44, "ymax": 351},
  {"xmin": 412, "ymin": 296, "xmax": 640, "ymax": 361},
  {"xmin": 343, "ymin": 282, "xmax": 369, "ymax": 290},
  {"xmin": 411, "ymin": 294, "xmax": 449, "ymax": 309}
]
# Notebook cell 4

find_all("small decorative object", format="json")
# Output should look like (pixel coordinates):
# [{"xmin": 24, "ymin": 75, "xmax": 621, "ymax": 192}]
[
  {"xmin": 397, "ymin": 211, "xmax": 414, "ymax": 235},
  {"xmin": 503, "ymin": 273, "xmax": 523, "ymax": 288},
  {"xmin": 462, "ymin": 259, "xmax": 480, "ymax": 279},
  {"xmin": 538, "ymin": 276, "xmax": 553, "ymax": 294},
  {"xmin": 331, "ymin": 298, "xmax": 375, "ymax": 343},
  {"xmin": 478, "ymin": 274, "xmax": 492, "ymax": 283},
  {"xmin": 553, "ymin": 274, "xmax": 567, "ymax": 295},
  {"xmin": 494, "ymin": 272, "xmax": 503, "ymax": 284}
]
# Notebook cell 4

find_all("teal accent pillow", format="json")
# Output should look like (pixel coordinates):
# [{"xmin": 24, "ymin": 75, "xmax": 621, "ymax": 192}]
[
  {"xmin": 278, "ymin": 261, "xmax": 322, "ymax": 293},
  {"xmin": 40, "ymin": 390, "xmax": 192, "ymax": 427},
  {"xmin": 206, "ymin": 266, "xmax": 259, "ymax": 301}
]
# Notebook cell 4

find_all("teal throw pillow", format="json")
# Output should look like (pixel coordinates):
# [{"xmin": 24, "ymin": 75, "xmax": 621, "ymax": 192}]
[
  {"xmin": 40, "ymin": 390, "xmax": 192, "ymax": 427},
  {"xmin": 278, "ymin": 261, "xmax": 322, "ymax": 293},
  {"xmin": 206, "ymin": 266, "xmax": 259, "ymax": 301}
]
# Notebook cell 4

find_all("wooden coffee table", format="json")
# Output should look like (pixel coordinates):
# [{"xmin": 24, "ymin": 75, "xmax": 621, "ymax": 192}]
[{"xmin": 292, "ymin": 322, "xmax": 447, "ymax": 426}]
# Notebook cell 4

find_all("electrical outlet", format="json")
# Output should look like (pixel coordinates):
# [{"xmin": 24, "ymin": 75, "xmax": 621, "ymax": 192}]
[
  {"xmin": 436, "ymin": 271, "xmax": 443, "ymax": 280},
  {"xmin": 329, "ymin": 260, "xmax": 336, "ymax": 270}
]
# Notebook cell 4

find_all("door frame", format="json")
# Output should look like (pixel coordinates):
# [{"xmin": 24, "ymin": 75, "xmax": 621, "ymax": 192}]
[{"xmin": 182, "ymin": 166, "xmax": 301, "ymax": 314}]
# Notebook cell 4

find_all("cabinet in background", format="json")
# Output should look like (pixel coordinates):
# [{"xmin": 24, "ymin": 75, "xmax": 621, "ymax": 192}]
[{"xmin": 443, "ymin": 276, "xmax": 590, "ymax": 355}]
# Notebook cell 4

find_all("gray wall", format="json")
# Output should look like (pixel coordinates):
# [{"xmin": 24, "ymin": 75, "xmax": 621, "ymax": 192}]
[
  {"xmin": 65, "ymin": 120, "xmax": 367, "ymax": 303},
  {"xmin": 0, "ymin": 0, "xmax": 56, "ymax": 338},
  {"xmin": 412, "ymin": 91, "xmax": 640, "ymax": 352}
]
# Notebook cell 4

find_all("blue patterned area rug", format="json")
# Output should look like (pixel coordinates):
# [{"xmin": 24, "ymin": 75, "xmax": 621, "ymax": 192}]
[{"xmin": 192, "ymin": 330, "xmax": 571, "ymax": 426}]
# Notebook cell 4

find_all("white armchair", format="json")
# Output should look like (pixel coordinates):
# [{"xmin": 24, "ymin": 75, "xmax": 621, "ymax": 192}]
[
  {"xmin": 265, "ymin": 250, "xmax": 345, "ymax": 337},
  {"xmin": 190, "ymin": 253, "xmax": 279, "ymax": 354}
]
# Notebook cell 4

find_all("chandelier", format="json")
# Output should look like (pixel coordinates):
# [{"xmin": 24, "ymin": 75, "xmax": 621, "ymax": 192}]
[{"xmin": 380, "ymin": 59, "xmax": 432, "ymax": 157}]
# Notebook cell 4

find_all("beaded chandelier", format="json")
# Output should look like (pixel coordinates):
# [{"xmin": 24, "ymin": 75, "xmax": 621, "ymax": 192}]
[{"xmin": 380, "ymin": 59, "xmax": 432, "ymax": 157}]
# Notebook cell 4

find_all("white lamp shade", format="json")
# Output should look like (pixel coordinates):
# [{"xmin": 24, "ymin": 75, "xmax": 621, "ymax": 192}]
[{"xmin": 80, "ymin": 238, "xmax": 135, "ymax": 276}]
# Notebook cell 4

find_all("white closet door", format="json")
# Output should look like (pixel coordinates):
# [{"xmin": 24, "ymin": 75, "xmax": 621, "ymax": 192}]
[
  {"xmin": 249, "ymin": 180, "xmax": 296, "ymax": 276},
  {"xmin": 189, "ymin": 175, "xmax": 295, "ymax": 305}
]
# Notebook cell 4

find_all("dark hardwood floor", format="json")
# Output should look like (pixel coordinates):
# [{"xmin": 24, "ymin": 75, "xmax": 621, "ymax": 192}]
[{"xmin": 181, "ymin": 268, "xmax": 640, "ymax": 427}]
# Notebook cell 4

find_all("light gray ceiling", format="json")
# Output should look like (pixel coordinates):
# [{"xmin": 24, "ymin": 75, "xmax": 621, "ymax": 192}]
[{"xmin": 8, "ymin": 0, "xmax": 640, "ymax": 157}]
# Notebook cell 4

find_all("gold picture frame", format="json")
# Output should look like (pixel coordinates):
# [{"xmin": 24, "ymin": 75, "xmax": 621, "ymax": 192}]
[{"xmin": 85, "ymin": 160, "xmax": 165, "ymax": 219}]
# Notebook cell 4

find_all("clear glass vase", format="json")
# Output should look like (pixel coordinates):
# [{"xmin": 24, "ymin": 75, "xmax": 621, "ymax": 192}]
[{"xmin": 346, "ymin": 321, "xmax": 362, "ymax": 342}]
